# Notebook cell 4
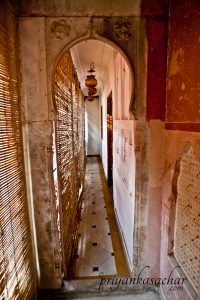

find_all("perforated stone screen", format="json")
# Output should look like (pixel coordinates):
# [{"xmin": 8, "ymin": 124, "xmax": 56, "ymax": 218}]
[{"xmin": 174, "ymin": 146, "xmax": 200, "ymax": 292}]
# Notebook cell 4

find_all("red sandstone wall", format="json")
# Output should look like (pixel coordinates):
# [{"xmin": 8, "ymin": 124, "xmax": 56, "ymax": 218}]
[
  {"xmin": 142, "ymin": 0, "xmax": 168, "ymax": 121},
  {"xmin": 165, "ymin": 0, "xmax": 200, "ymax": 129}
]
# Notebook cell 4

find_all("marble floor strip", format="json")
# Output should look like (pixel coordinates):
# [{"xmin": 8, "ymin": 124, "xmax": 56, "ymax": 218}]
[{"xmin": 74, "ymin": 156, "xmax": 129, "ymax": 278}]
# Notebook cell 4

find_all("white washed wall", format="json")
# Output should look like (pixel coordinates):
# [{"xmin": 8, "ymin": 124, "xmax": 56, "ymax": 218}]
[
  {"xmin": 85, "ymin": 98, "xmax": 101, "ymax": 156},
  {"xmin": 101, "ymin": 51, "xmax": 135, "ymax": 270}
]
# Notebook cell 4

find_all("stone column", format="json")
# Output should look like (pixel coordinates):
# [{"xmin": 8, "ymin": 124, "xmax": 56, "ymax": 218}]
[
  {"xmin": 18, "ymin": 17, "xmax": 62, "ymax": 289},
  {"xmin": 132, "ymin": 120, "xmax": 149, "ymax": 276}
]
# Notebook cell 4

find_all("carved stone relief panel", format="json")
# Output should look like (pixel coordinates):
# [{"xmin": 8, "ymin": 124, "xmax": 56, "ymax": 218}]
[
  {"xmin": 174, "ymin": 145, "xmax": 200, "ymax": 292},
  {"xmin": 113, "ymin": 18, "xmax": 132, "ymax": 41},
  {"xmin": 51, "ymin": 19, "xmax": 71, "ymax": 39},
  {"xmin": 96, "ymin": 17, "xmax": 137, "ymax": 68}
]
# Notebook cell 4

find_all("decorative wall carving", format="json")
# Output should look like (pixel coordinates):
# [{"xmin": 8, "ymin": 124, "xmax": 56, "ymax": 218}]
[
  {"xmin": 46, "ymin": 15, "xmax": 143, "ymax": 119},
  {"xmin": 113, "ymin": 18, "xmax": 132, "ymax": 41},
  {"xmin": 85, "ymin": 18, "xmax": 98, "ymax": 38},
  {"xmin": 51, "ymin": 20, "xmax": 71, "ymax": 39},
  {"xmin": 174, "ymin": 145, "xmax": 200, "ymax": 292}
]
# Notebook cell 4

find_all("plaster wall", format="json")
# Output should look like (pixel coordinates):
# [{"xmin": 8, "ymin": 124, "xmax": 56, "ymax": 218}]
[
  {"xmin": 101, "ymin": 55, "xmax": 113, "ymax": 178},
  {"xmin": 165, "ymin": 0, "xmax": 200, "ymax": 126},
  {"xmin": 85, "ymin": 98, "xmax": 101, "ymax": 156},
  {"xmin": 142, "ymin": 0, "xmax": 167, "ymax": 282},
  {"xmin": 100, "ymin": 51, "xmax": 136, "ymax": 271},
  {"xmin": 146, "ymin": 120, "xmax": 165, "ymax": 279}
]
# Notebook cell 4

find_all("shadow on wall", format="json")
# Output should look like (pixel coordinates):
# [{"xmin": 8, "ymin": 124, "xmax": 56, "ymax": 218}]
[{"xmin": 86, "ymin": 98, "xmax": 101, "ymax": 156}]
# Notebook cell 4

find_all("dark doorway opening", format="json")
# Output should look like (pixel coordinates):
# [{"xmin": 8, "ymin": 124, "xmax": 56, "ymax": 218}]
[{"xmin": 107, "ymin": 91, "xmax": 113, "ymax": 187}]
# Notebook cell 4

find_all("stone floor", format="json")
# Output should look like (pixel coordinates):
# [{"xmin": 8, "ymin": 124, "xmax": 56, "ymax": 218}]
[
  {"xmin": 74, "ymin": 156, "xmax": 129, "ymax": 278},
  {"xmin": 72, "ymin": 292, "xmax": 160, "ymax": 300},
  {"xmin": 38, "ymin": 157, "xmax": 160, "ymax": 299}
]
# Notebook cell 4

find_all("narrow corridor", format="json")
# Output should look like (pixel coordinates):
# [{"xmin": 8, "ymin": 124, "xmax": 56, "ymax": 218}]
[
  {"xmin": 1, "ymin": 1, "xmax": 200, "ymax": 299},
  {"xmin": 74, "ymin": 156, "xmax": 129, "ymax": 278}
]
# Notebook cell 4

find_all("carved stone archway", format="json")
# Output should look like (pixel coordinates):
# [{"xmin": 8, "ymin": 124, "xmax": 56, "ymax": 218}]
[
  {"xmin": 48, "ymin": 16, "xmax": 148, "ymax": 278},
  {"xmin": 46, "ymin": 16, "xmax": 146, "ymax": 120},
  {"xmin": 18, "ymin": 10, "xmax": 148, "ymax": 288}
]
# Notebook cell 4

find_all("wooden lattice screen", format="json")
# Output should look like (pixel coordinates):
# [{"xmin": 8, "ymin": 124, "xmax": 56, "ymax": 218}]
[
  {"xmin": 0, "ymin": 1, "xmax": 35, "ymax": 299},
  {"xmin": 174, "ymin": 146, "xmax": 200, "ymax": 292},
  {"xmin": 54, "ymin": 51, "xmax": 85, "ymax": 278}
]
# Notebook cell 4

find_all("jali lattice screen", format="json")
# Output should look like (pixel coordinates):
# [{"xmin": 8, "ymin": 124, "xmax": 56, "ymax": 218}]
[
  {"xmin": 0, "ymin": 1, "xmax": 35, "ymax": 298},
  {"xmin": 54, "ymin": 51, "xmax": 85, "ymax": 279},
  {"xmin": 174, "ymin": 146, "xmax": 200, "ymax": 292}
]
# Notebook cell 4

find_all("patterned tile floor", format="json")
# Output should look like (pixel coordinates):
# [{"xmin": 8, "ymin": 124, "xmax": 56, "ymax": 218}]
[
  {"xmin": 74, "ymin": 156, "xmax": 128, "ymax": 278},
  {"xmin": 72, "ymin": 293, "xmax": 160, "ymax": 300}
]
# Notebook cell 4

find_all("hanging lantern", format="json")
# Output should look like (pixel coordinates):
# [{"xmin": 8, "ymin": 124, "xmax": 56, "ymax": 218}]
[
  {"xmin": 85, "ymin": 63, "xmax": 97, "ymax": 88},
  {"xmin": 85, "ymin": 75, "xmax": 97, "ymax": 88},
  {"xmin": 88, "ymin": 87, "xmax": 97, "ymax": 96},
  {"xmin": 87, "ymin": 95, "xmax": 95, "ymax": 102}
]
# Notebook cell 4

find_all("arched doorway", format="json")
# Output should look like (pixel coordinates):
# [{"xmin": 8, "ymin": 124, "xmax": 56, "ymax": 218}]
[
  {"xmin": 17, "ymin": 8, "xmax": 149, "ymax": 291},
  {"xmin": 52, "ymin": 38, "xmax": 136, "ymax": 278}
]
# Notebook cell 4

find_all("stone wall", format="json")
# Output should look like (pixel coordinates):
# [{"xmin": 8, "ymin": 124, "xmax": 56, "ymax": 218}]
[
  {"xmin": 17, "ymin": 0, "xmax": 141, "ymax": 17},
  {"xmin": 100, "ymin": 51, "xmax": 137, "ymax": 271},
  {"xmin": 19, "ymin": 17, "xmax": 62, "ymax": 288},
  {"xmin": 85, "ymin": 98, "xmax": 101, "ymax": 156}
]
